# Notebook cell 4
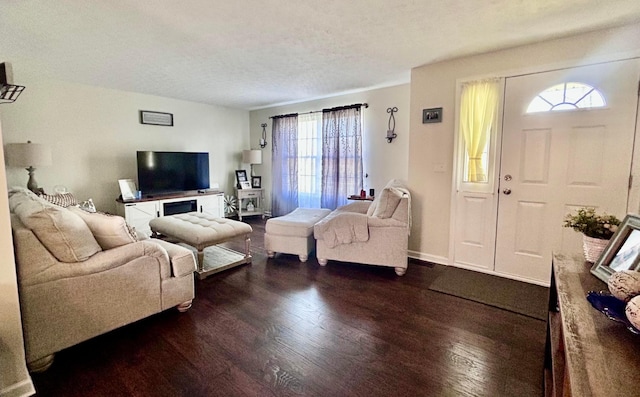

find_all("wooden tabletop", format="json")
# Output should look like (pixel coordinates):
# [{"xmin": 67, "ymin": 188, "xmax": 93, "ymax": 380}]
[{"xmin": 552, "ymin": 253, "xmax": 640, "ymax": 396}]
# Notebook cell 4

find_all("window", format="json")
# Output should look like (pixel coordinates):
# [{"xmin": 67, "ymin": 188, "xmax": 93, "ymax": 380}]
[
  {"xmin": 297, "ymin": 113, "xmax": 322, "ymax": 208},
  {"xmin": 459, "ymin": 79, "xmax": 500, "ymax": 184},
  {"xmin": 526, "ymin": 82, "xmax": 605, "ymax": 113}
]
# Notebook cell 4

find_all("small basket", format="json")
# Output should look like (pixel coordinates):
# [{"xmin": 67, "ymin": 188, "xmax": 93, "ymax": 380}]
[{"xmin": 582, "ymin": 234, "xmax": 610, "ymax": 263}]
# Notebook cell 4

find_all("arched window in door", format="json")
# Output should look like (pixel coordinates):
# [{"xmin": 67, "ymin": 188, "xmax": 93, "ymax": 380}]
[{"xmin": 526, "ymin": 82, "xmax": 606, "ymax": 113}]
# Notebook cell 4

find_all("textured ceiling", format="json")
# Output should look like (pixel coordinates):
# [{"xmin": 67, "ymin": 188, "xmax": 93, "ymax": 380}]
[{"xmin": 2, "ymin": 0, "xmax": 640, "ymax": 110}]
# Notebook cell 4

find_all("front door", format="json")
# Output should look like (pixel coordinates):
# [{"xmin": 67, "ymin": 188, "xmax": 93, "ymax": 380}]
[{"xmin": 494, "ymin": 59, "xmax": 640, "ymax": 284}]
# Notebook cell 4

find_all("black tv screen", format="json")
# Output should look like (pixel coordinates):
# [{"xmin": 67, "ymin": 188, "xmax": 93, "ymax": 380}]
[{"xmin": 137, "ymin": 151, "xmax": 209, "ymax": 196}]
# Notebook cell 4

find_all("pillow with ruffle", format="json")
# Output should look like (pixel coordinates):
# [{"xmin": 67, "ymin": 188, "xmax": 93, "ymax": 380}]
[{"xmin": 69, "ymin": 207, "xmax": 137, "ymax": 250}]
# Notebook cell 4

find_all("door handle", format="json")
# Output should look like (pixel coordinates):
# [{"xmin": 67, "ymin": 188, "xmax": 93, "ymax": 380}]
[{"xmin": 503, "ymin": 189, "xmax": 512, "ymax": 195}]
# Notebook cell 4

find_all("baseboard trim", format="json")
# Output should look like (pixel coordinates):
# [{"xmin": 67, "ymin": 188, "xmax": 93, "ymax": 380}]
[
  {"xmin": 408, "ymin": 251, "xmax": 449, "ymax": 266},
  {"xmin": 0, "ymin": 378, "xmax": 35, "ymax": 397}
]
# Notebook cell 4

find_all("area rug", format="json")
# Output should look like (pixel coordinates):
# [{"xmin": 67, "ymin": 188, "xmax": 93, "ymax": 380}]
[{"xmin": 428, "ymin": 266, "xmax": 549, "ymax": 320}]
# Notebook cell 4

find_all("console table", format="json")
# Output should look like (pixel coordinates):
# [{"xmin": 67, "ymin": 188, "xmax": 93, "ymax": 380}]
[
  {"xmin": 545, "ymin": 253, "xmax": 640, "ymax": 396},
  {"xmin": 116, "ymin": 191, "xmax": 224, "ymax": 237}
]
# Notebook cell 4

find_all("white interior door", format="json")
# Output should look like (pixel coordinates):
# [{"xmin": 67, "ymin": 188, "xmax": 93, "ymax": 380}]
[{"xmin": 495, "ymin": 60, "xmax": 640, "ymax": 284}]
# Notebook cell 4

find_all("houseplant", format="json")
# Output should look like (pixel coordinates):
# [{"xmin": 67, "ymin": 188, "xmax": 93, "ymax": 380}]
[{"xmin": 563, "ymin": 207, "xmax": 621, "ymax": 262}]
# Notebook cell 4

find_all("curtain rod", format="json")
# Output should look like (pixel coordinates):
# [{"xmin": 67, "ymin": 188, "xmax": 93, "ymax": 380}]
[{"xmin": 270, "ymin": 103, "xmax": 368, "ymax": 119}]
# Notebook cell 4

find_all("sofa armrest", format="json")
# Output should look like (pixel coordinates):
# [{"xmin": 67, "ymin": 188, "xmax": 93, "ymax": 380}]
[
  {"xmin": 367, "ymin": 216, "xmax": 408, "ymax": 229},
  {"xmin": 21, "ymin": 240, "xmax": 170, "ymax": 287},
  {"xmin": 147, "ymin": 239, "xmax": 197, "ymax": 278},
  {"xmin": 335, "ymin": 201, "xmax": 371, "ymax": 214}
]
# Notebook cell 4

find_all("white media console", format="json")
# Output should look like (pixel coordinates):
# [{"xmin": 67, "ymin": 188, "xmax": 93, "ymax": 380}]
[{"xmin": 116, "ymin": 191, "xmax": 224, "ymax": 237}]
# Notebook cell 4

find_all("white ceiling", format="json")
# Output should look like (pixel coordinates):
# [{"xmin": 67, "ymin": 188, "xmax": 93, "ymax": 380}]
[{"xmin": 2, "ymin": 0, "xmax": 640, "ymax": 110}]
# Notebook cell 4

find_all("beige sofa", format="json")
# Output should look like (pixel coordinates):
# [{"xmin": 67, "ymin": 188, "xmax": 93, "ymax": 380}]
[
  {"xmin": 313, "ymin": 180, "xmax": 411, "ymax": 275},
  {"xmin": 9, "ymin": 188, "xmax": 196, "ymax": 372}
]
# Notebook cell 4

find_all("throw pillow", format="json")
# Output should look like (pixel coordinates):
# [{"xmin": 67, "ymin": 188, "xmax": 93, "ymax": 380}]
[
  {"xmin": 69, "ymin": 207, "xmax": 137, "ymax": 250},
  {"xmin": 372, "ymin": 187, "xmax": 402, "ymax": 219},
  {"xmin": 39, "ymin": 192, "xmax": 78, "ymax": 208},
  {"xmin": 78, "ymin": 198, "xmax": 97, "ymax": 213},
  {"xmin": 10, "ymin": 189, "xmax": 102, "ymax": 262}
]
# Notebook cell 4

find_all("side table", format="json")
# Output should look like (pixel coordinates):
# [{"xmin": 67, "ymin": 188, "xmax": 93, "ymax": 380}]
[
  {"xmin": 236, "ymin": 188, "xmax": 264, "ymax": 221},
  {"xmin": 347, "ymin": 195, "xmax": 374, "ymax": 201}
]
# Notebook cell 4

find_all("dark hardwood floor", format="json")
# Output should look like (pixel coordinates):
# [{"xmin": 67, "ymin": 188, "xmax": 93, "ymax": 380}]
[{"xmin": 30, "ymin": 217, "xmax": 546, "ymax": 396}]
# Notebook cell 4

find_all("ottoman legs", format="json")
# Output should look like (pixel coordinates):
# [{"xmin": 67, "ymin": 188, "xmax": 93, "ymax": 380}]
[{"xmin": 245, "ymin": 235, "xmax": 251, "ymax": 259}]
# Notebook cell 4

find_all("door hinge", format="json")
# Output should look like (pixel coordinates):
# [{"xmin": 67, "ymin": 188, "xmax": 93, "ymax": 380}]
[{"xmin": 630, "ymin": 174, "xmax": 634, "ymax": 190}]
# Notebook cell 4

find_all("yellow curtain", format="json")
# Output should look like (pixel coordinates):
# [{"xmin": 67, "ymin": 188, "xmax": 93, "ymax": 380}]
[{"xmin": 460, "ymin": 79, "xmax": 500, "ymax": 182}]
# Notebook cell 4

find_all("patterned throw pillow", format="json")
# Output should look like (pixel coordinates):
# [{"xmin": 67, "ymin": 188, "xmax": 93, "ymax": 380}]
[{"xmin": 39, "ymin": 192, "xmax": 78, "ymax": 208}]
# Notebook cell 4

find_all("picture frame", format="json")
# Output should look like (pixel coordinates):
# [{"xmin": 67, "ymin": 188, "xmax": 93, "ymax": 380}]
[
  {"xmin": 118, "ymin": 179, "xmax": 137, "ymax": 200},
  {"xmin": 422, "ymin": 107, "xmax": 442, "ymax": 124},
  {"xmin": 252, "ymin": 176, "xmax": 262, "ymax": 188},
  {"xmin": 235, "ymin": 170, "xmax": 251, "ymax": 189},
  {"xmin": 591, "ymin": 214, "xmax": 640, "ymax": 282},
  {"xmin": 140, "ymin": 110, "xmax": 174, "ymax": 126}
]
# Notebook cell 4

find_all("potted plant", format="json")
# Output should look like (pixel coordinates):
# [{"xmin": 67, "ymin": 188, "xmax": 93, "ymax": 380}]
[{"xmin": 563, "ymin": 207, "xmax": 621, "ymax": 263}]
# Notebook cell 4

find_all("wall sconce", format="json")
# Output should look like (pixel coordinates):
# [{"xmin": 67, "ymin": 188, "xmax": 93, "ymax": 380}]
[
  {"xmin": 5, "ymin": 140, "xmax": 52, "ymax": 193},
  {"xmin": 386, "ymin": 107, "xmax": 398, "ymax": 143},
  {"xmin": 260, "ymin": 123, "xmax": 267, "ymax": 149}
]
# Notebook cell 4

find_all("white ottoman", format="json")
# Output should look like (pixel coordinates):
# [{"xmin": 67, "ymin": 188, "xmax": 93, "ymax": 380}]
[{"xmin": 265, "ymin": 208, "xmax": 331, "ymax": 262}]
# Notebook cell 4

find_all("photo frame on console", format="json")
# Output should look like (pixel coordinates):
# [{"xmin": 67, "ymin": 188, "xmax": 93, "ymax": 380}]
[
  {"xmin": 235, "ymin": 170, "xmax": 251, "ymax": 189},
  {"xmin": 252, "ymin": 176, "xmax": 261, "ymax": 188},
  {"xmin": 591, "ymin": 214, "xmax": 640, "ymax": 282},
  {"xmin": 118, "ymin": 179, "xmax": 137, "ymax": 200}
]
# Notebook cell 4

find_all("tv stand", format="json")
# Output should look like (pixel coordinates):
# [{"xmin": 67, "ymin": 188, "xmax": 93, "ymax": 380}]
[{"xmin": 116, "ymin": 191, "xmax": 224, "ymax": 237}]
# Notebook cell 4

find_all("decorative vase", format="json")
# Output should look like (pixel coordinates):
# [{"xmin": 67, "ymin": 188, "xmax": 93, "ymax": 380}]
[
  {"xmin": 582, "ymin": 234, "xmax": 610, "ymax": 263},
  {"xmin": 247, "ymin": 201, "xmax": 255, "ymax": 212}
]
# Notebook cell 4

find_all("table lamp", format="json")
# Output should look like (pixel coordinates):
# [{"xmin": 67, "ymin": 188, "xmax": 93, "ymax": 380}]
[
  {"xmin": 242, "ymin": 149, "xmax": 262, "ymax": 177},
  {"xmin": 5, "ymin": 140, "xmax": 52, "ymax": 193}
]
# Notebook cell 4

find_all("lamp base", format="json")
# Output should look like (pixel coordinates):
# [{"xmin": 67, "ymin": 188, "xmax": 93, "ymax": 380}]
[{"xmin": 26, "ymin": 166, "xmax": 43, "ymax": 194}]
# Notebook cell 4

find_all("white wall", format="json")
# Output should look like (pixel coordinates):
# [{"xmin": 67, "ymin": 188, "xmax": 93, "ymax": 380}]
[
  {"xmin": 0, "ymin": 119, "xmax": 35, "ymax": 397},
  {"xmin": 1, "ymin": 72, "xmax": 250, "ymax": 214},
  {"xmin": 409, "ymin": 22, "xmax": 640, "ymax": 263},
  {"xmin": 249, "ymin": 84, "xmax": 410, "ymax": 211},
  {"xmin": 0, "ymin": 69, "xmax": 250, "ymax": 394}
]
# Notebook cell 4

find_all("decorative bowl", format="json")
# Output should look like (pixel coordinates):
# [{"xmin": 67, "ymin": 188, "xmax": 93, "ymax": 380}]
[{"xmin": 586, "ymin": 291, "xmax": 640, "ymax": 334}]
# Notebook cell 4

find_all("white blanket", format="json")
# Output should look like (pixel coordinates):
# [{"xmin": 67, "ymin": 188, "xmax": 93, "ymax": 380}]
[{"xmin": 315, "ymin": 212, "xmax": 369, "ymax": 248}]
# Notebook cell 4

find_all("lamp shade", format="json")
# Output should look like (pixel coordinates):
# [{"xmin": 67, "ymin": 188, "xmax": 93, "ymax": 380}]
[
  {"xmin": 5, "ymin": 142, "xmax": 52, "ymax": 167},
  {"xmin": 242, "ymin": 149, "xmax": 262, "ymax": 165}
]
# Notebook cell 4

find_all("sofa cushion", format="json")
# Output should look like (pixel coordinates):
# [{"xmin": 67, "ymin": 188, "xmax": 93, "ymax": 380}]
[
  {"xmin": 9, "ymin": 188, "xmax": 102, "ymax": 262},
  {"xmin": 372, "ymin": 187, "xmax": 402, "ymax": 219},
  {"xmin": 69, "ymin": 206, "xmax": 137, "ymax": 250},
  {"xmin": 266, "ymin": 208, "xmax": 332, "ymax": 237}
]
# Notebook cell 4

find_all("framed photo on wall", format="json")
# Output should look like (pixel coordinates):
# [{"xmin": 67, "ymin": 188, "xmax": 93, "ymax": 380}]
[
  {"xmin": 139, "ymin": 110, "xmax": 174, "ymax": 126},
  {"xmin": 422, "ymin": 107, "xmax": 442, "ymax": 123},
  {"xmin": 252, "ymin": 176, "xmax": 262, "ymax": 188}
]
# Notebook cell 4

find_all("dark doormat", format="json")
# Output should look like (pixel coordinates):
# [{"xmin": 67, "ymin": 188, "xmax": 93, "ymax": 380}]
[{"xmin": 428, "ymin": 266, "xmax": 549, "ymax": 320}]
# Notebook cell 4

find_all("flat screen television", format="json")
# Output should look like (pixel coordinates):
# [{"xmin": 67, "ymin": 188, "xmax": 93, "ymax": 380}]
[{"xmin": 137, "ymin": 151, "xmax": 209, "ymax": 196}]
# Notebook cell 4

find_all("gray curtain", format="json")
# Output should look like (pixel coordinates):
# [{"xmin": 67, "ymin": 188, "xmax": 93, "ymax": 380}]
[
  {"xmin": 321, "ymin": 107, "xmax": 363, "ymax": 209},
  {"xmin": 271, "ymin": 114, "xmax": 299, "ymax": 216}
]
